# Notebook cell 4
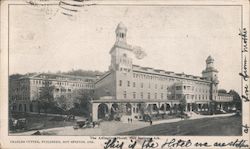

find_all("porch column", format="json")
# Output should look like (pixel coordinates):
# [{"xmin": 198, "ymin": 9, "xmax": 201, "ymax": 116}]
[
  {"xmin": 106, "ymin": 103, "xmax": 112, "ymax": 118},
  {"xmin": 148, "ymin": 104, "xmax": 152, "ymax": 115},
  {"xmin": 92, "ymin": 103, "xmax": 99, "ymax": 122},
  {"xmin": 163, "ymin": 103, "xmax": 167, "ymax": 114},
  {"xmin": 170, "ymin": 102, "xmax": 173, "ymax": 114},
  {"xmin": 131, "ymin": 103, "xmax": 137, "ymax": 118}
]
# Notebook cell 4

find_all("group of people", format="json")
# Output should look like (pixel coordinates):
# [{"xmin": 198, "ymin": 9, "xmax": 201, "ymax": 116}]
[
  {"xmin": 127, "ymin": 117, "xmax": 153, "ymax": 125},
  {"xmin": 127, "ymin": 118, "xmax": 133, "ymax": 123}
]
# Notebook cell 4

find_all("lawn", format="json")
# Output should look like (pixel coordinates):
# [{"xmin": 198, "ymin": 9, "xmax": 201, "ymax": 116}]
[{"xmin": 119, "ymin": 115, "xmax": 242, "ymax": 136}]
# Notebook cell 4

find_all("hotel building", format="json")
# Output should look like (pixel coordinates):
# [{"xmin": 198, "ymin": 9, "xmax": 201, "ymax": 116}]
[
  {"xmin": 9, "ymin": 23, "xmax": 234, "ymax": 121},
  {"xmin": 9, "ymin": 73, "xmax": 96, "ymax": 113},
  {"xmin": 91, "ymin": 22, "xmax": 233, "ymax": 121}
]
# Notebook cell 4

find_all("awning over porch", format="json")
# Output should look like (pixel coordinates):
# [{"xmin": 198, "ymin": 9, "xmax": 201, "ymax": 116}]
[{"xmin": 90, "ymin": 99, "xmax": 180, "ymax": 104}]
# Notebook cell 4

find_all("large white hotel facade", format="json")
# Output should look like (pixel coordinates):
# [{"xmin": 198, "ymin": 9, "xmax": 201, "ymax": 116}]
[{"xmin": 10, "ymin": 23, "xmax": 233, "ymax": 121}]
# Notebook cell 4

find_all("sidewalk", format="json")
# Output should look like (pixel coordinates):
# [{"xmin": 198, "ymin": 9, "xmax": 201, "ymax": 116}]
[{"xmin": 152, "ymin": 113, "xmax": 235, "ymax": 125}]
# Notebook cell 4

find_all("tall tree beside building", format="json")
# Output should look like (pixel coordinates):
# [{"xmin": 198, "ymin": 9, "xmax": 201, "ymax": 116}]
[
  {"xmin": 55, "ymin": 95, "xmax": 74, "ymax": 113},
  {"xmin": 70, "ymin": 89, "xmax": 94, "ymax": 116},
  {"xmin": 229, "ymin": 90, "xmax": 242, "ymax": 111},
  {"xmin": 179, "ymin": 96, "xmax": 187, "ymax": 114},
  {"xmin": 38, "ymin": 82, "xmax": 55, "ymax": 114}
]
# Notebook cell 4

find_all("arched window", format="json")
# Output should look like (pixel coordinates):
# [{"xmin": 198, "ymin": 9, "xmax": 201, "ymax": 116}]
[
  {"xmin": 19, "ymin": 104, "xmax": 23, "ymax": 112},
  {"xmin": 24, "ymin": 104, "xmax": 27, "ymax": 112},
  {"xmin": 30, "ymin": 103, "xmax": 33, "ymax": 112}
]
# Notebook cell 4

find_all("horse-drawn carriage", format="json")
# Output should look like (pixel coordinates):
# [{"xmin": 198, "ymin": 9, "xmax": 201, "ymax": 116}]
[
  {"xmin": 9, "ymin": 118, "xmax": 27, "ymax": 131},
  {"xmin": 73, "ymin": 119, "xmax": 100, "ymax": 129}
]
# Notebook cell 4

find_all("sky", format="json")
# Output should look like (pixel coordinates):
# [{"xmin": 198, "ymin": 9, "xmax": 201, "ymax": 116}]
[{"xmin": 9, "ymin": 4, "xmax": 242, "ymax": 93}]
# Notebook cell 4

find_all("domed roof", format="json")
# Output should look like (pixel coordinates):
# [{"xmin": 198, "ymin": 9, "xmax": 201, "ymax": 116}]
[
  {"xmin": 116, "ymin": 22, "xmax": 127, "ymax": 30},
  {"xmin": 206, "ymin": 55, "xmax": 214, "ymax": 62}
]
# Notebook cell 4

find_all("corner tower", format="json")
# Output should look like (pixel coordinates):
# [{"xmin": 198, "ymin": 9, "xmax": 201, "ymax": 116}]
[
  {"xmin": 109, "ymin": 22, "xmax": 133, "ymax": 72},
  {"xmin": 202, "ymin": 56, "xmax": 219, "ymax": 83},
  {"xmin": 202, "ymin": 55, "xmax": 219, "ymax": 100},
  {"xmin": 115, "ymin": 22, "xmax": 127, "ymax": 43}
]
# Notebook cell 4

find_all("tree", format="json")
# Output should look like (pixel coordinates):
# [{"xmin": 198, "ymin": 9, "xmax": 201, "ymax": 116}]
[
  {"xmin": 9, "ymin": 73, "xmax": 24, "ymax": 80},
  {"xmin": 55, "ymin": 95, "xmax": 74, "ymax": 113},
  {"xmin": 70, "ymin": 89, "xmax": 94, "ymax": 116},
  {"xmin": 38, "ymin": 81, "xmax": 55, "ymax": 113},
  {"xmin": 229, "ymin": 90, "xmax": 242, "ymax": 111},
  {"xmin": 179, "ymin": 96, "xmax": 187, "ymax": 114},
  {"xmin": 209, "ymin": 100, "xmax": 218, "ymax": 114},
  {"xmin": 218, "ymin": 89, "xmax": 227, "ymax": 94},
  {"xmin": 61, "ymin": 69, "xmax": 104, "ymax": 77}
]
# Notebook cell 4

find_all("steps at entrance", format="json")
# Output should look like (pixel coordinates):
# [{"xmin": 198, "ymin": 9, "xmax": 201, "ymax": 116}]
[{"xmin": 185, "ymin": 111, "xmax": 199, "ymax": 118}]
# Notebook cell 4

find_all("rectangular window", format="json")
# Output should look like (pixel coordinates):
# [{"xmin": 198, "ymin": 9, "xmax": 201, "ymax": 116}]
[
  {"xmin": 141, "ymin": 92, "xmax": 143, "ymax": 99},
  {"xmin": 127, "ymin": 81, "xmax": 130, "ymax": 87},
  {"xmin": 133, "ymin": 82, "xmax": 136, "ymax": 87},
  {"xmin": 148, "ymin": 93, "xmax": 150, "ymax": 99},
  {"xmin": 155, "ymin": 84, "xmax": 157, "ymax": 89},
  {"xmin": 119, "ymin": 80, "xmax": 122, "ymax": 86},
  {"xmin": 161, "ymin": 93, "xmax": 163, "ymax": 99},
  {"xmin": 176, "ymin": 86, "xmax": 182, "ymax": 90},
  {"xmin": 155, "ymin": 93, "xmax": 157, "ymax": 99},
  {"xmin": 123, "ymin": 91, "xmax": 127, "ymax": 99},
  {"xmin": 133, "ymin": 92, "xmax": 136, "ymax": 99},
  {"xmin": 141, "ymin": 83, "xmax": 143, "ymax": 88}
]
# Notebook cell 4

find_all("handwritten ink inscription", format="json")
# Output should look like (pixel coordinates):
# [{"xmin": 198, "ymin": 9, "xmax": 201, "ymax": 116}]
[
  {"xmin": 239, "ymin": 28, "xmax": 248, "ymax": 53},
  {"xmin": 239, "ymin": 28, "xmax": 249, "ymax": 103},
  {"xmin": 242, "ymin": 124, "xmax": 250, "ymax": 134},
  {"xmin": 239, "ymin": 28, "xmax": 249, "ymax": 135},
  {"xmin": 104, "ymin": 138, "xmax": 124, "ymax": 149},
  {"xmin": 161, "ymin": 139, "xmax": 192, "ymax": 148},
  {"xmin": 103, "ymin": 138, "xmax": 248, "ymax": 149},
  {"xmin": 214, "ymin": 139, "xmax": 248, "ymax": 148}
]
